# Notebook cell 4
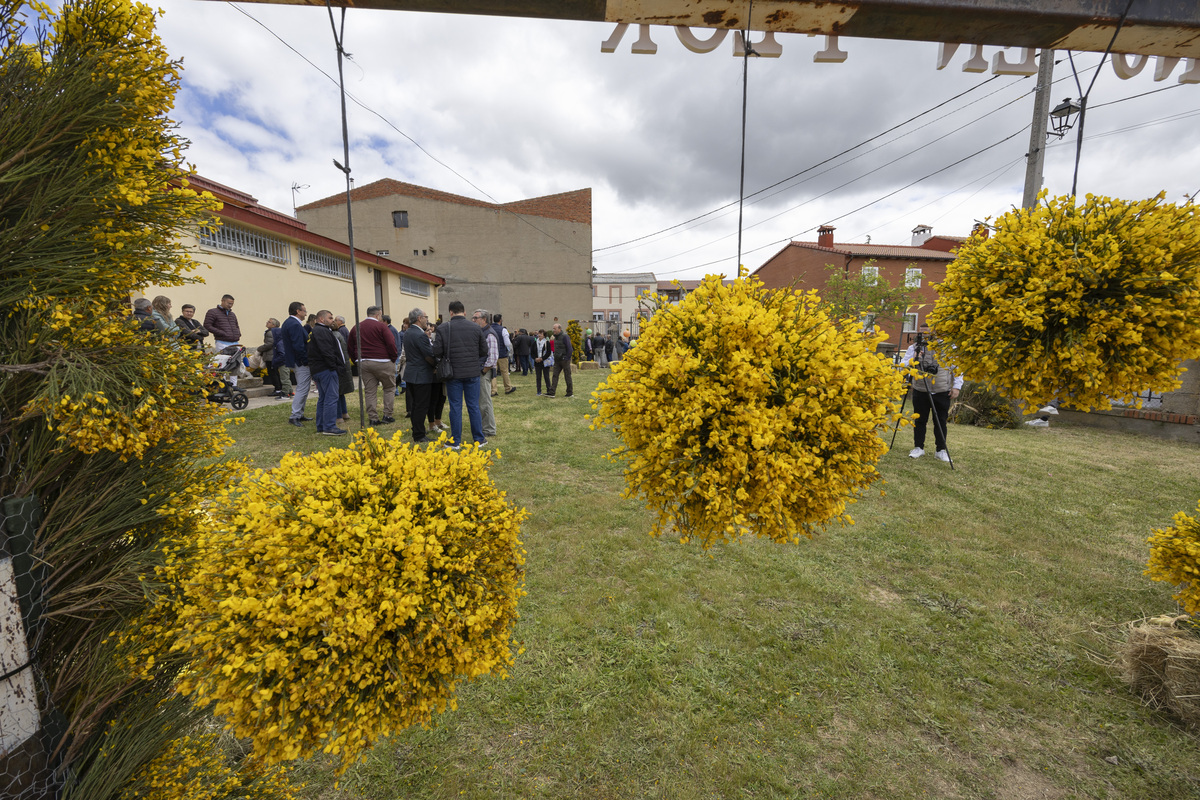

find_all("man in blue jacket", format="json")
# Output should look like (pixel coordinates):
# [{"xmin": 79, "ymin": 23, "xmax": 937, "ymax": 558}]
[
  {"xmin": 434, "ymin": 300, "xmax": 488, "ymax": 449},
  {"xmin": 280, "ymin": 301, "xmax": 312, "ymax": 427}
]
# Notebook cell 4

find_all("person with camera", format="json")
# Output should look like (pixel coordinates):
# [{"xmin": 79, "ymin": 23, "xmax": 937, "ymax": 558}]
[{"xmin": 904, "ymin": 324, "xmax": 962, "ymax": 462}]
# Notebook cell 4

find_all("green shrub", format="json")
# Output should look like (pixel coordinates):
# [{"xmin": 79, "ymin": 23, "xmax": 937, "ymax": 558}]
[{"xmin": 949, "ymin": 381, "xmax": 1021, "ymax": 429}]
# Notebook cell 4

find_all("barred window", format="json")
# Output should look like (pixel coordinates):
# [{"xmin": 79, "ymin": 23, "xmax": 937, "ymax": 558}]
[
  {"xmin": 298, "ymin": 246, "xmax": 351, "ymax": 280},
  {"xmin": 198, "ymin": 222, "xmax": 290, "ymax": 265},
  {"xmin": 401, "ymin": 276, "xmax": 430, "ymax": 297}
]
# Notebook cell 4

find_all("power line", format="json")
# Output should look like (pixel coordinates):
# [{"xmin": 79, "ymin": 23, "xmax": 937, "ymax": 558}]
[
  {"xmin": 596, "ymin": 59, "xmax": 1099, "ymax": 264},
  {"xmin": 650, "ymin": 126, "xmax": 1029, "ymax": 277},
  {"xmin": 593, "ymin": 73, "xmax": 1012, "ymax": 253},
  {"xmin": 225, "ymin": 2, "xmax": 591, "ymax": 259}
]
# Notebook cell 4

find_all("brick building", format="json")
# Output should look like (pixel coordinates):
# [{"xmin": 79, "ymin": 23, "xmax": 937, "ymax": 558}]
[
  {"xmin": 297, "ymin": 179, "xmax": 592, "ymax": 328},
  {"xmin": 752, "ymin": 224, "xmax": 960, "ymax": 351}
]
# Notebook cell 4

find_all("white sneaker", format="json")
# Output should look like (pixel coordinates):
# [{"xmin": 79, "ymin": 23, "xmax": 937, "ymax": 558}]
[
  {"xmin": 1025, "ymin": 419, "xmax": 1050, "ymax": 427},
  {"xmin": 909, "ymin": 447, "xmax": 924, "ymax": 459},
  {"xmin": 935, "ymin": 450, "xmax": 950, "ymax": 462},
  {"xmin": 1038, "ymin": 405, "xmax": 1059, "ymax": 415}
]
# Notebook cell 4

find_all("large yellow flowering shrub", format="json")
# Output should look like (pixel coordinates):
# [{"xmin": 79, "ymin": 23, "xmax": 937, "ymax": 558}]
[
  {"xmin": 1146, "ymin": 501, "xmax": 1200, "ymax": 615},
  {"xmin": 166, "ymin": 430, "xmax": 527, "ymax": 768},
  {"xmin": 590, "ymin": 275, "xmax": 908, "ymax": 548},
  {"xmin": 929, "ymin": 192, "xmax": 1200, "ymax": 410}
]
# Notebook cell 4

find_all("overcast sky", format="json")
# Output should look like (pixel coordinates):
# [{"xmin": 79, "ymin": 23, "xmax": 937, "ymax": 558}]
[{"xmin": 150, "ymin": 1, "xmax": 1200, "ymax": 281}]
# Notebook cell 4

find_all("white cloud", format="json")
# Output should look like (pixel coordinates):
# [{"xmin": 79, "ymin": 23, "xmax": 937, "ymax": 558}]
[{"xmin": 153, "ymin": 1, "xmax": 1200, "ymax": 278}]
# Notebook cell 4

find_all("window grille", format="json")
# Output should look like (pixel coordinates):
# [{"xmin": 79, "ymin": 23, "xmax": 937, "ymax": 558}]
[
  {"xmin": 904, "ymin": 268, "xmax": 923, "ymax": 288},
  {"xmin": 401, "ymin": 276, "xmax": 430, "ymax": 297},
  {"xmin": 198, "ymin": 222, "xmax": 290, "ymax": 265},
  {"xmin": 592, "ymin": 312, "xmax": 604, "ymax": 321},
  {"xmin": 609, "ymin": 311, "xmax": 620, "ymax": 321},
  {"xmin": 298, "ymin": 246, "xmax": 351, "ymax": 280}
]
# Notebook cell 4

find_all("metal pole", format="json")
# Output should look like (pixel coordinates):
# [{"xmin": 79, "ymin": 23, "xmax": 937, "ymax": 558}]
[
  {"xmin": 327, "ymin": 3, "xmax": 366, "ymax": 430},
  {"xmin": 1021, "ymin": 49, "xmax": 1054, "ymax": 210}
]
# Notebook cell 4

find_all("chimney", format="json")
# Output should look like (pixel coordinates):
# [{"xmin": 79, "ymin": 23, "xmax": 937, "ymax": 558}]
[
  {"xmin": 971, "ymin": 222, "xmax": 991, "ymax": 240},
  {"xmin": 817, "ymin": 225, "xmax": 835, "ymax": 248},
  {"xmin": 911, "ymin": 224, "xmax": 933, "ymax": 247}
]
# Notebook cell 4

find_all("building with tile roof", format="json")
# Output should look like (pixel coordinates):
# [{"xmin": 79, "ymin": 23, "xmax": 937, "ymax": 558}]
[
  {"xmin": 591, "ymin": 272, "xmax": 658, "ymax": 335},
  {"xmin": 298, "ymin": 179, "xmax": 592, "ymax": 328},
  {"xmin": 752, "ymin": 224, "xmax": 963, "ymax": 351},
  {"xmin": 137, "ymin": 174, "xmax": 443, "ymax": 348}
]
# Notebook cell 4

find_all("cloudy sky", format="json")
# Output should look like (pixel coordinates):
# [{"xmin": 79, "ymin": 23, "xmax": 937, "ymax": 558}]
[{"xmin": 150, "ymin": 1, "xmax": 1200, "ymax": 280}]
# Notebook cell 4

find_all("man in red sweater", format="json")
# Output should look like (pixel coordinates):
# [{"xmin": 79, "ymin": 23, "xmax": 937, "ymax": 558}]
[{"xmin": 348, "ymin": 305, "xmax": 399, "ymax": 425}]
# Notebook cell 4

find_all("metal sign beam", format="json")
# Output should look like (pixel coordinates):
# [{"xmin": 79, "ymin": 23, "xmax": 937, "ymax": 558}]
[{"xmin": 222, "ymin": 0, "xmax": 1200, "ymax": 57}]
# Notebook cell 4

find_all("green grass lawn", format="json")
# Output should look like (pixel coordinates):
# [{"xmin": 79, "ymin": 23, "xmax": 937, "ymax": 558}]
[{"xmin": 228, "ymin": 370, "xmax": 1200, "ymax": 799}]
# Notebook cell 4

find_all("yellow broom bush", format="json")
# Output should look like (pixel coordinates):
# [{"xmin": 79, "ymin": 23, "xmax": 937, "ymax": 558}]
[
  {"xmin": 166, "ymin": 430, "xmax": 527, "ymax": 769},
  {"xmin": 1146, "ymin": 500, "xmax": 1200, "ymax": 615},
  {"xmin": 590, "ymin": 274, "xmax": 908, "ymax": 548},
  {"xmin": 929, "ymin": 192, "xmax": 1200, "ymax": 410}
]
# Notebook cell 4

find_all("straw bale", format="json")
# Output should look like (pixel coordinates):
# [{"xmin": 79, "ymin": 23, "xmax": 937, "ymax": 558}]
[{"xmin": 1121, "ymin": 618, "xmax": 1200, "ymax": 729}]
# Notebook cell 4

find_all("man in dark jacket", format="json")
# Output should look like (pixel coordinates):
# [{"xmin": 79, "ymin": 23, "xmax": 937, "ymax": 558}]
[
  {"xmin": 175, "ymin": 304, "xmax": 209, "ymax": 351},
  {"xmin": 203, "ymin": 294, "xmax": 241, "ymax": 349},
  {"xmin": 402, "ymin": 307, "xmax": 436, "ymax": 443},
  {"xmin": 512, "ymin": 329, "xmax": 532, "ymax": 376},
  {"xmin": 434, "ymin": 300, "xmax": 487, "ymax": 448},
  {"xmin": 308, "ymin": 310, "xmax": 348, "ymax": 436},
  {"xmin": 591, "ymin": 331, "xmax": 608, "ymax": 367},
  {"xmin": 348, "ymin": 305, "xmax": 399, "ymax": 425},
  {"xmin": 548, "ymin": 323, "xmax": 574, "ymax": 399},
  {"xmin": 281, "ymin": 301, "xmax": 312, "ymax": 427}
]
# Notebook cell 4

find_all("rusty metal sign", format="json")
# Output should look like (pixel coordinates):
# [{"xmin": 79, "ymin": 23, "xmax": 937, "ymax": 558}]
[{"xmin": 224, "ymin": 0, "xmax": 1200, "ymax": 58}]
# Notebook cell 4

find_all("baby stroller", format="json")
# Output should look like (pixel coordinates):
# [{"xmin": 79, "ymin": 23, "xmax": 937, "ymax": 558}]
[{"xmin": 206, "ymin": 345, "xmax": 250, "ymax": 410}]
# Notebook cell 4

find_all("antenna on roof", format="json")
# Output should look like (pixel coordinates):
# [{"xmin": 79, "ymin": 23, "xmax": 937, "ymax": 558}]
[{"xmin": 291, "ymin": 182, "xmax": 310, "ymax": 216}]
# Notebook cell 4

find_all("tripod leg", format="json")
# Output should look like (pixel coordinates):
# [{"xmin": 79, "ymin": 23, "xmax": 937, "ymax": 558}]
[
  {"xmin": 924, "ymin": 376, "xmax": 954, "ymax": 470},
  {"xmin": 888, "ymin": 385, "xmax": 910, "ymax": 452}
]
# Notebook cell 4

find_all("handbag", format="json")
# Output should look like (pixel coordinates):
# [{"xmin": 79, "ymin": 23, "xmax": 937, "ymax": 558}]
[{"xmin": 435, "ymin": 323, "xmax": 455, "ymax": 381}]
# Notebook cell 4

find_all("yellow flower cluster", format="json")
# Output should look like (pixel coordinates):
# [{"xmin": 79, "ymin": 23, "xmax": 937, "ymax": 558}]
[
  {"xmin": 567, "ymin": 319, "xmax": 583, "ymax": 365},
  {"xmin": 167, "ymin": 430, "xmax": 527, "ymax": 769},
  {"xmin": 119, "ymin": 731, "xmax": 298, "ymax": 800},
  {"xmin": 929, "ymin": 192, "xmax": 1200, "ymax": 410},
  {"xmin": 590, "ymin": 275, "xmax": 907, "ymax": 548},
  {"xmin": 20, "ymin": 301, "xmax": 230, "ymax": 460},
  {"xmin": 1146, "ymin": 500, "xmax": 1200, "ymax": 615}
]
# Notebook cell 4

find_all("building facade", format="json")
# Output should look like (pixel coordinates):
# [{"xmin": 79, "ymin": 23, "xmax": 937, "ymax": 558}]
[
  {"xmin": 298, "ymin": 179, "xmax": 592, "ymax": 330},
  {"xmin": 752, "ymin": 224, "xmax": 959, "ymax": 351},
  {"xmin": 591, "ymin": 272, "xmax": 657, "ymax": 335},
  {"xmin": 137, "ymin": 175, "xmax": 443, "ymax": 347}
]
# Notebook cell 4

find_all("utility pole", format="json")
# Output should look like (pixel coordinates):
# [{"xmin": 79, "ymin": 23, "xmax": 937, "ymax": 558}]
[{"xmin": 1022, "ymin": 49, "xmax": 1055, "ymax": 210}]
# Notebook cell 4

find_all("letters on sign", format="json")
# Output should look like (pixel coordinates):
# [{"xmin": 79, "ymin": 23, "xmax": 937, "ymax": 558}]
[{"xmin": 600, "ymin": 24, "xmax": 1200, "ymax": 84}]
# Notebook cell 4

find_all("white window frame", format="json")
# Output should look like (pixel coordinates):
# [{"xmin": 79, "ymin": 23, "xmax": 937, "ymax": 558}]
[
  {"xmin": 859, "ymin": 313, "xmax": 877, "ymax": 333},
  {"xmin": 902, "ymin": 312, "xmax": 918, "ymax": 332},
  {"xmin": 904, "ymin": 268, "xmax": 923, "ymax": 288},
  {"xmin": 401, "ymin": 276, "xmax": 430, "ymax": 297},
  {"xmin": 608, "ymin": 311, "xmax": 620, "ymax": 321},
  {"xmin": 861, "ymin": 265, "xmax": 879, "ymax": 285},
  {"xmin": 198, "ymin": 222, "xmax": 290, "ymax": 265},
  {"xmin": 592, "ymin": 311, "xmax": 604, "ymax": 322},
  {"xmin": 298, "ymin": 246, "xmax": 351, "ymax": 280}
]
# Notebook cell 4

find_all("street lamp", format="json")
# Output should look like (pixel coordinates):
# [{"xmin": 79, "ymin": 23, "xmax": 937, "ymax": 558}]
[{"xmin": 1048, "ymin": 98, "xmax": 1082, "ymax": 138}]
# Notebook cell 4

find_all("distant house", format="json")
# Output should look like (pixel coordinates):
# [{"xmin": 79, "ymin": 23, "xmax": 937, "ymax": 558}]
[
  {"xmin": 297, "ymin": 179, "xmax": 592, "ymax": 328},
  {"xmin": 592, "ymin": 272, "xmax": 657, "ymax": 335},
  {"xmin": 137, "ymin": 174, "xmax": 443, "ymax": 344},
  {"xmin": 656, "ymin": 278, "xmax": 736, "ymax": 305},
  {"xmin": 752, "ymin": 224, "xmax": 961, "ymax": 351}
]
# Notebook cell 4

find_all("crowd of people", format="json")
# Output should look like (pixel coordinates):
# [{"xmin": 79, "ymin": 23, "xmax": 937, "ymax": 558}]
[{"xmin": 140, "ymin": 293, "xmax": 633, "ymax": 446}]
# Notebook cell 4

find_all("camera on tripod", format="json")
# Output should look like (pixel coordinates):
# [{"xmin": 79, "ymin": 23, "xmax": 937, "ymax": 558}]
[{"xmin": 913, "ymin": 332, "xmax": 938, "ymax": 376}]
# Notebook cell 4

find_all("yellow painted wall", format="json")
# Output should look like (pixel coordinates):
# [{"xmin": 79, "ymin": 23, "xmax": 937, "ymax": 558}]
[{"xmin": 138, "ymin": 230, "xmax": 438, "ymax": 351}]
